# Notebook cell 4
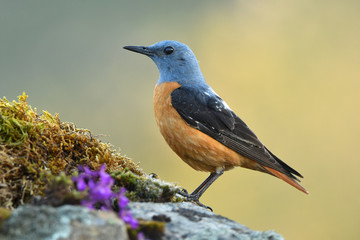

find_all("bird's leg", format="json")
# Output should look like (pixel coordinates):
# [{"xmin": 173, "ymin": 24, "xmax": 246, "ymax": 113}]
[
  {"xmin": 190, "ymin": 169, "xmax": 224, "ymax": 200},
  {"xmin": 178, "ymin": 168, "xmax": 224, "ymax": 211}
]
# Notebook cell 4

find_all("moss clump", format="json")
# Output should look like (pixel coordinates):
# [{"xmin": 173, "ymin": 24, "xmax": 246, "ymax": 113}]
[
  {"xmin": 112, "ymin": 171, "xmax": 182, "ymax": 203},
  {"xmin": 30, "ymin": 172, "xmax": 84, "ymax": 207},
  {"xmin": 128, "ymin": 220, "xmax": 166, "ymax": 240},
  {"xmin": 0, "ymin": 93, "xmax": 145, "ymax": 209},
  {"xmin": 0, "ymin": 93, "xmax": 184, "ymax": 211},
  {"xmin": 0, "ymin": 208, "xmax": 11, "ymax": 228}
]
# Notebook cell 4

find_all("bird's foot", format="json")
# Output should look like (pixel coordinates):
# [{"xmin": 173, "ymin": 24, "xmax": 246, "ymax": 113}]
[{"xmin": 176, "ymin": 189, "xmax": 213, "ymax": 212}]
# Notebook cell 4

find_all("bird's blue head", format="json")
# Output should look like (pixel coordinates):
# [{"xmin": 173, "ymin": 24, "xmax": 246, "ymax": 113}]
[{"xmin": 124, "ymin": 40, "xmax": 206, "ymax": 87}]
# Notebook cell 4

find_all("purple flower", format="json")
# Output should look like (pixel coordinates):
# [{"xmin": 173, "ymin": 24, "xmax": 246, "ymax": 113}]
[
  {"xmin": 117, "ymin": 187, "xmax": 130, "ymax": 208},
  {"xmin": 122, "ymin": 211, "xmax": 139, "ymax": 229},
  {"xmin": 98, "ymin": 165, "xmax": 113, "ymax": 184},
  {"xmin": 117, "ymin": 187, "xmax": 139, "ymax": 229},
  {"xmin": 137, "ymin": 232, "xmax": 151, "ymax": 240},
  {"xmin": 72, "ymin": 175, "xmax": 87, "ymax": 191},
  {"xmin": 137, "ymin": 232, "xmax": 145, "ymax": 240},
  {"xmin": 72, "ymin": 165, "xmax": 139, "ymax": 230}
]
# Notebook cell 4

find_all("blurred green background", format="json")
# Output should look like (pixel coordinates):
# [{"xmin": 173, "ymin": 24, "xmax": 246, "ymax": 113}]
[{"xmin": 1, "ymin": 1, "xmax": 359, "ymax": 239}]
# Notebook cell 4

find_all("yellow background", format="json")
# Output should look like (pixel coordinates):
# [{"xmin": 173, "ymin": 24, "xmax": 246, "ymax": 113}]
[{"xmin": 1, "ymin": 1, "xmax": 359, "ymax": 239}]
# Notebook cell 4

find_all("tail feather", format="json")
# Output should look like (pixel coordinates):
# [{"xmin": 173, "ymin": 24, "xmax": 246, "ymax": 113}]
[
  {"xmin": 264, "ymin": 146, "xmax": 303, "ymax": 179},
  {"xmin": 263, "ymin": 166, "xmax": 309, "ymax": 194}
]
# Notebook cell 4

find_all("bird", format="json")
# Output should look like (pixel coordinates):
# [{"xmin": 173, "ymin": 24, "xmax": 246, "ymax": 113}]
[{"xmin": 124, "ymin": 40, "xmax": 308, "ymax": 209}]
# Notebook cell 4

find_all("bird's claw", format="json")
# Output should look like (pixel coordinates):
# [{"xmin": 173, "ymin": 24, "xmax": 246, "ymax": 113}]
[
  {"xmin": 176, "ymin": 189, "xmax": 213, "ymax": 212},
  {"xmin": 177, "ymin": 188, "xmax": 189, "ymax": 196},
  {"xmin": 193, "ymin": 200, "xmax": 213, "ymax": 212}
]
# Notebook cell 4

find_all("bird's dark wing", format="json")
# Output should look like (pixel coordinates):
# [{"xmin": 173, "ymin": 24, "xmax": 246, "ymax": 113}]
[{"xmin": 171, "ymin": 86, "xmax": 302, "ymax": 180}]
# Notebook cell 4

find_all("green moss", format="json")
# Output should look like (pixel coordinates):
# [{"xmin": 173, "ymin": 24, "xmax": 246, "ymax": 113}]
[
  {"xmin": 30, "ymin": 172, "xmax": 85, "ymax": 207},
  {"xmin": 0, "ymin": 93, "xmax": 185, "ymax": 210},
  {"xmin": 112, "ymin": 170, "xmax": 183, "ymax": 203},
  {"xmin": 0, "ymin": 208, "xmax": 11, "ymax": 228},
  {"xmin": 0, "ymin": 93, "xmax": 145, "ymax": 209},
  {"xmin": 128, "ymin": 220, "xmax": 166, "ymax": 240}
]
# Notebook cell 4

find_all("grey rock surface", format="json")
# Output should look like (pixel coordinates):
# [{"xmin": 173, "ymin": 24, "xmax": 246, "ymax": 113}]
[
  {"xmin": 0, "ymin": 202, "xmax": 284, "ymax": 240},
  {"xmin": 0, "ymin": 205, "xmax": 128, "ymax": 240},
  {"xmin": 128, "ymin": 202, "xmax": 284, "ymax": 240}
]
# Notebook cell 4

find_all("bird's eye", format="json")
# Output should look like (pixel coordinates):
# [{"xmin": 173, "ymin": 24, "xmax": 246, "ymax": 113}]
[{"xmin": 163, "ymin": 46, "xmax": 174, "ymax": 55}]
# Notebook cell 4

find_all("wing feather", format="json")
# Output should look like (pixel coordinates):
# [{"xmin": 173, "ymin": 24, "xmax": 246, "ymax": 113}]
[{"xmin": 171, "ymin": 86, "xmax": 303, "ymax": 181}]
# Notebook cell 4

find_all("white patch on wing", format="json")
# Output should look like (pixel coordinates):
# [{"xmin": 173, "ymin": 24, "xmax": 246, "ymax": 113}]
[
  {"xmin": 206, "ymin": 88, "xmax": 217, "ymax": 96},
  {"xmin": 207, "ymin": 88, "xmax": 232, "ymax": 111},
  {"xmin": 220, "ymin": 99, "xmax": 232, "ymax": 111},
  {"xmin": 203, "ymin": 90, "xmax": 212, "ymax": 97}
]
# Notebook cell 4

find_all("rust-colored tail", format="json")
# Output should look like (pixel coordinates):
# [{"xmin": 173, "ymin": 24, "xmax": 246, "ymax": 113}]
[{"xmin": 263, "ymin": 166, "xmax": 309, "ymax": 194}]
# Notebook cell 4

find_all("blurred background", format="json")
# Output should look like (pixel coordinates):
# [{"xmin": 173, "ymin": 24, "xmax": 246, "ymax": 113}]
[{"xmin": 1, "ymin": 1, "xmax": 359, "ymax": 239}]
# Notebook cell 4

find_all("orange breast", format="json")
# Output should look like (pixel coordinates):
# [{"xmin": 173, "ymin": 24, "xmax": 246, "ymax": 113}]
[{"xmin": 153, "ymin": 82, "xmax": 257, "ymax": 172}]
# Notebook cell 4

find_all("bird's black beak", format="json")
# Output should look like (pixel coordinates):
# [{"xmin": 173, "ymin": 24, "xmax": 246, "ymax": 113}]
[{"xmin": 123, "ymin": 46, "xmax": 154, "ymax": 56}]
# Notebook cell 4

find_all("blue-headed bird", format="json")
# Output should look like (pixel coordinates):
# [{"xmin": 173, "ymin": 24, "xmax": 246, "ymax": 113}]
[{"xmin": 124, "ymin": 40, "xmax": 308, "ymax": 209}]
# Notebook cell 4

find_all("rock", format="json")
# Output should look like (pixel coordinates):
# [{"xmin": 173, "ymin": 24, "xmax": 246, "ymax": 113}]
[
  {"xmin": 128, "ymin": 202, "xmax": 284, "ymax": 240},
  {"xmin": 0, "ymin": 203, "xmax": 284, "ymax": 240},
  {"xmin": 0, "ymin": 205, "xmax": 128, "ymax": 240}
]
